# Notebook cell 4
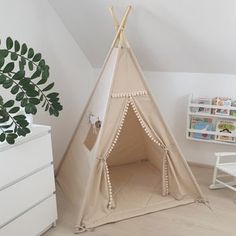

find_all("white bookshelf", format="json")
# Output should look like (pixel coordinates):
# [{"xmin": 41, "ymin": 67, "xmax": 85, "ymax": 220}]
[{"xmin": 186, "ymin": 95, "xmax": 236, "ymax": 145}]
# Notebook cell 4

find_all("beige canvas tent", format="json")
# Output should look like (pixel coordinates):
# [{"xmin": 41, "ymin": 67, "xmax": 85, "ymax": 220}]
[{"xmin": 57, "ymin": 6, "xmax": 205, "ymax": 233}]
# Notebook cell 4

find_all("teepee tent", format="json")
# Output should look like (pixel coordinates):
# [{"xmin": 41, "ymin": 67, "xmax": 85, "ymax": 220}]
[{"xmin": 57, "ymin": 6, "xmax": 205, "ymax": 233}]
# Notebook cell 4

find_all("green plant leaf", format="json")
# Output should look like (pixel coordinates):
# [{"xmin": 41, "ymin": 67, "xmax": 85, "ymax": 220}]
[
  {"xmin": 31, "ymin": 69, "xmax": 41, "ymax": 79},
  {"xmin": 33, "ymin": 53, "xmax": 41, "ymax": 62},
  {"xmin": 39, "ymin": 59, "xmax": 45, "ymax": 68},
  {"xmin": 6, "ymin": 133, "xmax": 17, "ymax": 144},
  {"xmin": 50, "ymin": 97, "xmax": 60, "ymax": 102},
  {"xmin": 28, "ymin": 61, "xmax": 33, "ymax": 71},
  {"xmin": 21, "ymin": 57, "xmax": 26, "ymax": 65},
  {"xmin": 4, "ymin": 130, "xmax": 13, "ymax": 133},
  {"xmin": 3, "ymin": 62, "xmax": 14, "ymax": 73},
  {"xmin": 21, "ymin": 43, "xmax": 27, "ymax": 55},
  {"xmin": 0, "ymin": 58, "xmax": 5, "ymax": 68},
  {"xmin": 19, "ymin": 78, "xmax": 30, "ymax": 87},
  {"xmin": 6, "ymin": 37, "xmax": 13, "ymax": 50},
  {"xmin": 4, "ymin": 130, "xmax": 13, "ymax": 134},
  {"xmin": 12, "ymin": 70, "xmax": 25, "ymax": 80},
  {"xmin": 10, "ymin": 85, "xmax": 19, "ymax": 94},
  {"xmin": 0, "ymin": 115, "xmax": 9, "ymax": 123},
  {"xmin": 10, "ymin": 52, "xmax": 18, "ymax": 61},
  {"xmin": 22, "ymin": 127, "xmax": 30, "ymax": 133},
  {"xmin": 0, "ymin": 133, "xmax": 5, "ymax": 142},
  {"xmin": 0, "ymin": 122, "xmax": 13, "ymax": 129},
  {"xmin": 28, "ymin": 48, "xmax": 34, "ymax": 58},
  {"xmin": 20, "ymin": 98, "xmax": 28, "ymax": 107},
  {"xmin": 14, "ymin": 40, "xmax": 20, "ymax": 52},
  {"xmin": 42, "ymin": 69, "xmax": 49, "ymax": 80},
  {"xmin": 26, "ymin": 89, "xmax": 39, "ymax": 97},
  {"xmin": 47, "ymin": 92, "xmax": 59, "ymax": 99},
  {"xmin": 49, "ymin": 107, "xmax": 54, "ymax": 115},
  {"xmin": 42, "ymin": 82, "xmax": 54, "ymax": 92},
  {"xmin": 17, "ymin": 128, "xmax": 25, "ymax": 136},
  {"xmin": 0, "ymin": 49, "xmax": 9, "ymax": 59},
  {"xmin": 45, "ymin": 103, "xmax": 49, "ymax": 111},
  {"xmin": 29, "ymin": 97, "xmax": 40, "ymax": 105},
  {"xmin": 0, "ymin": 75, "xmax": 6, "ymax": 84},
  {"xmin": 16, "ymin": 92, "xmax": 24, "ymax": 101},
  {"xmin": 16, "ymin": 119, "xmax": 28, "ymax": 127},
  {"xmin": 52, "ymin": 102, "xmax": 63, "ymax": 111},
  {"xmin": 42, "ymin": 99, "xmax": 47, "ymax": 108},
  {"xmin": 25, "ymin": 103, "xmax": 37, "ymax": 114},
  {"xmin": 52, "ymin": 109, "xmax": 59, "ymax": 116},
  {"xmin": 9, "ymin": 107, "xmax": 20, "ymax": 114},
  {"xmin": 19, "ymin": 61, "xmax": 24, "ymax": 71},
  {"xmin": 3, "ymin": 100, "xmax": 14, "ymax": 108},
  {"xmin": 3, "ymin": 79, "xmax": 13, "ymax": 89},
  {"xmin": 37, "ymin": 77, "xmax": 47, "ymax": 85},
  {"xmin": 14, "ymin": 114, "xmax": 26, "ymax": 120}
]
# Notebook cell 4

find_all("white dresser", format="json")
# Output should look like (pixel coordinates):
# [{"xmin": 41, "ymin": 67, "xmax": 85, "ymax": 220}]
[{"xmin": 0, "ymin": 125, "xmax": 57, "ymax": 236}]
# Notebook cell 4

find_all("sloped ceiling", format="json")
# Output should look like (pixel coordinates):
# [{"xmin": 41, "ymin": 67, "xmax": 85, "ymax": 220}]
[{"xmin": 49, "ymin": 0, "xmax": 236, "ymax": 73}]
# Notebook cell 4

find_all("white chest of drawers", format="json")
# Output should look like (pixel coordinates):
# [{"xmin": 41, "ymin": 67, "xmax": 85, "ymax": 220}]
[{"xmin": 0, "ymin": 125, "xmax": 57, "ymax": 236}]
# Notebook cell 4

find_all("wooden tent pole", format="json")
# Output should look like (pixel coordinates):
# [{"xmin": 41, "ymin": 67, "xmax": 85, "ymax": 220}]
[
  {"xmin": 109, "ymin": 6, "xmax": 130, "ymax": 47},
  {"xmin": 109, "ymin": 6, "xmax": 119, "ymax": 31},
  {"xmin": 108, "ymin": 5, "xmax": 131, "ymax": 49}
]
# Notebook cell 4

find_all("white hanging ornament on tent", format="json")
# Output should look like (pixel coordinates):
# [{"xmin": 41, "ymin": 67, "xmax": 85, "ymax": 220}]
[{"xmin": 89, "ymin": 114, "xmax": 102, "ymax": 134}]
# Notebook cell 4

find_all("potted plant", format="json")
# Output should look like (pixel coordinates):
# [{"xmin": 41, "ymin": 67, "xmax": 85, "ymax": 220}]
[{"xmin": 0, "ymin": 37, "xmax": 63, "ymax": 144}]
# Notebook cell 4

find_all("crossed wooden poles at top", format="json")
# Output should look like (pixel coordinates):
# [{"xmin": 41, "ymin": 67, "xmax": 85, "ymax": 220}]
[{"xmin": 108, "ymin": 5, "xmax": 132, "ymax": 49}]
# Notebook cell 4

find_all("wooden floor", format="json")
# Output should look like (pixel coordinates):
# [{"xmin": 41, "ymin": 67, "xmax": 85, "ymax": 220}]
[{"xmin": 44, "ymin": 165, "xmax": 236, "ymax": 236}]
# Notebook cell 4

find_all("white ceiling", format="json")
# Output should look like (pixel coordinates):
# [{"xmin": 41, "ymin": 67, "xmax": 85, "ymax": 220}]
[{"xmin": 49, "ymin": 0, "xmax": 236, "ymax": 73}]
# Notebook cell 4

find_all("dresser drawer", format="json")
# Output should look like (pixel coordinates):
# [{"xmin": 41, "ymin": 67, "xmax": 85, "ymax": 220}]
[
  {"xmin": 0, "ymin": 133, "xmax": 53, "ymax": 190},
  {"xmin": 0, "ymin": 165, "xmax": 55, "ymax": 227},
  {"xmin": 0, "ymin": 194, "xmax": 57, "ymax": 236}
]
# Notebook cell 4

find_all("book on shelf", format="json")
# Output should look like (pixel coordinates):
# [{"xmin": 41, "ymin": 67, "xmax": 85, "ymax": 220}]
[
  {"xmin": 212, "ymin": 97, "xmax": 231, "ymax": 116},
  {"xmin": 215, "ymin": 119, "xmax": 236, "ymax": 143},
  {"xmin": 230, "ymin": 100, "xmax": 236, "ymax": 117},
  {"xmin": 190, "ymin": 97, "xmax": 212, "ymax": 113},
  {"xmin": 190, "ymin": 117, "xmax": 214, "ymax": 140}
]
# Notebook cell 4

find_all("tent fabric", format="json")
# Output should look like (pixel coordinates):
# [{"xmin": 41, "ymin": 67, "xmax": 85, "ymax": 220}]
[{"xmin": 57, "ymin": 32, "xmax": 205, "ymax": 233}]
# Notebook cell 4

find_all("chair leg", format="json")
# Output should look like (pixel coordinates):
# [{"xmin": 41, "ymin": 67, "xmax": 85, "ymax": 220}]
[{"xmin": 209, "ymin": 155, "xmax": 220, "ymax": 189}]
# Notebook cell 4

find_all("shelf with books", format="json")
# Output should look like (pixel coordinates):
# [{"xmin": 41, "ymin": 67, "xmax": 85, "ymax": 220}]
[
  {"xmin": 186, "ymin": 95, "xmax": 236, "ymax": 145},
  {"xmin": 187, "ymin": 136, "xmax": 236, "ymax": 146},
  {"xmin": 187, "ymin": 129, "xmax": 236, "ymax": 138},
  {"xmin": 188, "ymin": 112, "xmax": 236, "ymax": 120},
  {"xmin": 189, "ymin": 104, "xmax": 236, "ymax": 111}
]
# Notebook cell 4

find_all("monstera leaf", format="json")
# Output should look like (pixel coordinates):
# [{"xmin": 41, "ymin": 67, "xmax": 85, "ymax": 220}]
[{"xmin": 0, "ymin": 37, "xmax": 63, "ymax": 144}]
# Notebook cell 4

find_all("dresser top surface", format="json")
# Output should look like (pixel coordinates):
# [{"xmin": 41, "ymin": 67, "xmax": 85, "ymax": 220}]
[{"xmin": 0, "ymin": 125, "xmax": 51, "ymax": 151}]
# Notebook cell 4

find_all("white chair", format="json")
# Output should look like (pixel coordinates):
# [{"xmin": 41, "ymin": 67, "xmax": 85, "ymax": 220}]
[{"xmin": 209, "ymin": 152, "xmax": 236, "ymax": 193}]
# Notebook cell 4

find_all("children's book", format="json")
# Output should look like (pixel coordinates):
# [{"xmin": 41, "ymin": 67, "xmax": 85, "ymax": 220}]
[
  {"xmin": 230, "ymin": 100, "xmax": 236, "ymax": 117},
  {"xmin": 190, "ymin": 97, "xmax": 211, "ymax": 113},
  {"xmin": 197, "ymin": 98, "xmax": 212, "ymax": 114},
  {"xmin": 215, "ymin": 120, "xmax": 236, "ymax": 143},
  {"xmin": 190, "ymin": 117, "xmax": 214, "ymax": 140}
]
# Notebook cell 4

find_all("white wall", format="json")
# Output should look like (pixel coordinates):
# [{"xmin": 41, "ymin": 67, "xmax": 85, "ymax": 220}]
[
  {"xmin": 50, "ymin": 0, "xmax": 236, "ymax": 74},
  {"xmin": 145, "ymin": 72, "xmax": 236, "ymax": 166},
  {"xmin": 0, "ymin": 0, "xmax": 95, "ymax": 168}
]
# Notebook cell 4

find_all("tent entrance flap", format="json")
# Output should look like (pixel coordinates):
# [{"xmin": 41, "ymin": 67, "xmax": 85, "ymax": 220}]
[{"xmin": 105, "ymin": 104, "xmax": 169, "ymax": 212}]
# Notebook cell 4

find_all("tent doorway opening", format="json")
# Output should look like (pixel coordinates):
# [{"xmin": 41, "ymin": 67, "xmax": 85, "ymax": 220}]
[{"xmin": 105, "ymin": 103, "xmax": 173, "ymax": 214}]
